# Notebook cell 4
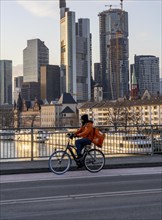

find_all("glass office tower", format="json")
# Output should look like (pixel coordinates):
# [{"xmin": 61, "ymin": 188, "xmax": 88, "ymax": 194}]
[
  {"xmin": 134, "ymin": 55, "xmax": 160, "ymax": 96},
  {"xmin": 23, "ymin": 39, "xmax": 49, "ymax": 83},
  {"xmin": 0, "ymin": 60, "xmax": 12, "ymax": 104},
  {"xmin": 59, "ymin": 0, "xmax": 91, "ymax": 102}
]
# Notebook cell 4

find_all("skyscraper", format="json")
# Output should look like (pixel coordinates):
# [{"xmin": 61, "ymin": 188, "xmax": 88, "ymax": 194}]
[
  {"xmin": 76, "ymin": 18, "xmax": 91, "ymax": 102},
  {"xmin": 13, "ymin": 76, "xmax": 23, "ymax": 102},
  {"xmin": 59, "ymin": 1, "xmax": 76, "ymax": 99},
  {"xmin": 59, "ymin": 0, "xmax": 91, "ymax": 102},
  {"xmin": 23, "ymin": 39, "xmax": 49, "ymax": 83},
  {"xmin": 21, "ymin": 82, "xmax": 40, "ymax": 101},
  {"xmin": 134, "ymin": 55, "xmax": 160, "ymax": 96},
  {"xmin": 0, "ymin": 60, "xmax": 12, "ymax": 104},
  {"xmin": 160, "ymin": 78, "xmax": 162, "ymax": 95},
  {"xmin": 40, "ymin": 65, "xmax": 60, "ymax": 102},
  {"xmin": 94, "ymin": 63, "xmax": 101, "ymax": 85},
  {"xmin": 98, "ymin": 5, "xmax": 129, "ymax": 100}
]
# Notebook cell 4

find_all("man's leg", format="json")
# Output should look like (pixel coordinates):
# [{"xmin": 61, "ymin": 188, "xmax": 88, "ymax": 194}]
[{"xmin": 75, "ymin": 138, "xmax": 91, "ymax": 157}]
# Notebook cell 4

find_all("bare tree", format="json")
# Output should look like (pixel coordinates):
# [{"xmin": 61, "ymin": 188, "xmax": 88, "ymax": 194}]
[
  {"xmin": 128, "ymin": 110, "xmax": 145, "ymax": 132},
  {"xmin": 0, "ymin": 107, "xmax": 14, "ymax": 129},
  {"xmin": 107, "ymin": 102, "xmax": 145, "ymax": 132},
  {"xmin": 107, "ymin": 102, "xmax": 125, "ymax": 131},
  {"xmin": 119, "ymin": 106, "xmax": 132, "ymax": 130},
  {"xmin": 20, "ymin": 114, "xmax": 40, "ymax": 128}
]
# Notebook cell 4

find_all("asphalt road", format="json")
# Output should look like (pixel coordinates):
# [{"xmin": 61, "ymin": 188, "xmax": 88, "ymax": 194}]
[{"xmin": 0, "ymin": 167, "xmax": 162, "ymax": 220}]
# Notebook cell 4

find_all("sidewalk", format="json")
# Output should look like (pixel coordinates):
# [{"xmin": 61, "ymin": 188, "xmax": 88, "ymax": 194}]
[{"xmin": 0, "ymin": 154, "xmax": 162, "ymax": 175}]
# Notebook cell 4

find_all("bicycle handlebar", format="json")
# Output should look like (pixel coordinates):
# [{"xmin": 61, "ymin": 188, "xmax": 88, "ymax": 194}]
[{"xmin": 66, "ymin": 133, "xmax": 74, "ymax": 139}]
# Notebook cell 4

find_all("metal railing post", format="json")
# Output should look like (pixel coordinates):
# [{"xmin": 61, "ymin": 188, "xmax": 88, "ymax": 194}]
[
  {"xmin": 151, "ymin": 125, "xmax": 154, "ymax": 156},
  {"xmin": 31, "ymin": 127, "xmax": 34, "ymax": 161}
]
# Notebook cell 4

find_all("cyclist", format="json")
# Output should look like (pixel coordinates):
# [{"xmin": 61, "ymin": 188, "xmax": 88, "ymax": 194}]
[{"xmin": 72, "ymin": 114, "xmax": 94, "ymax": 161}]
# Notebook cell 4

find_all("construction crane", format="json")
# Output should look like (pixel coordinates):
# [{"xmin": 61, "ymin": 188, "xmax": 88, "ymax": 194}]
[{"xmin": 105, "ymin": 0, "xmax": 123, "ymax": 10}]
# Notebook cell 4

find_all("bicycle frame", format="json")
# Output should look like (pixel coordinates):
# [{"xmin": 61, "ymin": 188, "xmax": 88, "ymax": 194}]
[
  {"xmin": 64, "ymin": 138, "xmax": 91, "ymax": 164},
  {"xmin": 63, "ymin": 139, "xmax": 78, "ymax": 162},
  {"xmin": 48, "ymin": 136, "xmax": 105, "ymax": 174}
]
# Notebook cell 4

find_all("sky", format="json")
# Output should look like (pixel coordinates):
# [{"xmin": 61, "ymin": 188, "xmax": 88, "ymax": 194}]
[{"xmin": 1, "ymin": 0, "xmax": 162, "ymax": 77}]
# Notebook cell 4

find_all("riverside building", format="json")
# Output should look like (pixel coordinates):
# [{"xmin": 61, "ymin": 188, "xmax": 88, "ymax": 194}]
[
  {"xmin": 41, "ymin": 93, "xmax": 78, "ymax": 127},
  {"xmin": 79, "ymin": 95, "xmax": 162, "ymax": 126}
]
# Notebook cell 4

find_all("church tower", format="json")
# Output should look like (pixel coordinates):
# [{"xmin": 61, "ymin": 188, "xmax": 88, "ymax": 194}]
[{"xmin": 131, "ymin": 66, "xmax": 138, "ymax": 100}]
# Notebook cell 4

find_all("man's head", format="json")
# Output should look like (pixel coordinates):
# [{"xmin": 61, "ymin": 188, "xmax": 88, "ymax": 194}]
[{"xmin": 81, "ymin": 114, "xmax": 89, "ymax": 125}]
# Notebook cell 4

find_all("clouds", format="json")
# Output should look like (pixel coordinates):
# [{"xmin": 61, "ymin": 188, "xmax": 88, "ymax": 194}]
[{"xmin": 16, "ymin": 0, "xmax": 59, "ymax": 18}]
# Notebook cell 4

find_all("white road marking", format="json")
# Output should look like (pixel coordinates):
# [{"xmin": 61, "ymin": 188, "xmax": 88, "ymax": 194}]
[
  {"xmin": 1, "ymin": 167, "xmax": 162, "ymax": 183},
  {"xmin": 1, "ymin": 188, "xmax": 162, "ymax": 205}
]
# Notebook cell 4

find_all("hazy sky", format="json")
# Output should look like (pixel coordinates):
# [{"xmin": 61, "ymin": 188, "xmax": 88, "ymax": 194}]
[{"xmin": 1, "ymin": 0, "xmax": 162, "ymax": 76}]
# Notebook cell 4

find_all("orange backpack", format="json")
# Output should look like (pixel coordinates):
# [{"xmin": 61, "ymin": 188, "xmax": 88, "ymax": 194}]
[{"xmin": 92, "ymin": 128, "xmax": 105, "ymax": 148}]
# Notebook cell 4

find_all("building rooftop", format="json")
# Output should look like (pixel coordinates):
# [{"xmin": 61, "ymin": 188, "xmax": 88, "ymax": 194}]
[
  {"xmin": 58, "ymin": 93, "xmax": 76, "ymax": 104},
  {"xmin": 61, "ymin": 106, "xmax": 74, "ymax": 114},
  {"xmin": 79, "ymin": 97, "xmax": 162, "ymax": 109}
]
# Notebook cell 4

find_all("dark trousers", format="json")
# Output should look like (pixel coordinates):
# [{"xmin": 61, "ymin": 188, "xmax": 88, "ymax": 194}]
[{"xmin": 75, "ymin": 138, "xmax": 91, "ymax": 156}]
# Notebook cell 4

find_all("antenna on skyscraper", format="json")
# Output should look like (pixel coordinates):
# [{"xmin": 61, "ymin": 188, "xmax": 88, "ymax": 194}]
[{"xmin": 120, "ymin": 0, "xmax": 123, "ymax": 11}]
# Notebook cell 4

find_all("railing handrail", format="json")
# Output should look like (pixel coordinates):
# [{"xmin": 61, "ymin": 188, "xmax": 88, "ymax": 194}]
[{"xmin": 0, "ymin": 124, "xmax": 162, "ymax": 161}]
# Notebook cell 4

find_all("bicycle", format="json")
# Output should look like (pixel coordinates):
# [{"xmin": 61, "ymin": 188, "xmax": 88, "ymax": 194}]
[{"xmin": 48, "ymin": 133, "xmax": 105, "ymax": 175}]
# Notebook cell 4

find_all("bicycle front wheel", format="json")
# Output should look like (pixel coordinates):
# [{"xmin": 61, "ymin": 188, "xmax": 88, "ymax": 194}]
[
  {"xmin": 48, "ymin": 150, "xmax": 71, "ymax": 175},
  {"xmin": 84, "ymin": 149, "xmax": 105, "ymax": 173}
]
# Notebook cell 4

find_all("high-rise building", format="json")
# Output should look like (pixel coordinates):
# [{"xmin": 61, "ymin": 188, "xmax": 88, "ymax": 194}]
[
  {"xmin": 40, "ymin": 65, "xmax": 60, "ymax": 102},
  {"xmin": 98, "ymin": 6, "xmax": 129, "ymax": 100},
  {"xmin": 21, "ymin": 82, "xmax": 40, "ymax": 101},
  {"xmin": 59, "ymin": 0, "xmax": 91, "ymax": 102},
  {"xmin": 0, "ymin": 60, "xmax": 12, "ymax": 104},
  {"xmin": 76, "ymin": 18, "xmax": 91, "ymax": 102},
  {"xmin": 23, "ymin": 39, "xmax": 49, "ymax": 83},
  {"xmin": 59, "ymin": 1, "xmax": 76, "ymax": 99},
  {"xmin": 160, "ymin": 78, "xmax": 162, "ymax": 95},
  {"xmin": 94, "ymin": 63, "xmax": 101, "ymax": 85},
  {"xmin": 13, "ymin": 76, "xmax": 23, "ymax": 102},
  {"xmin": 134, "ymin": 55, "xmax": 160, "ymax": 96}
]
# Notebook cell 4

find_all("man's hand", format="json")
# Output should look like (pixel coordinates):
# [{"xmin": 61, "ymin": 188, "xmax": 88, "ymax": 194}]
[
  {"xmin": 67, "ymin": 133, "xmax": 78, "ymax": 139},
  {"xmin": 73, "ymin": 133, "xmax": 78, "ymax": 138}
]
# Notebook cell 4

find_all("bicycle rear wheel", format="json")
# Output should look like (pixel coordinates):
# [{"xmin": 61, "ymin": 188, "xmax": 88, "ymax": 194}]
[
  {"xmin": 48, "ymin": 150, "xmax": 71, "ymax": 175},
  {"xmin": 84, "ymin": 149, "xmax": 105, "ymax": 173}
]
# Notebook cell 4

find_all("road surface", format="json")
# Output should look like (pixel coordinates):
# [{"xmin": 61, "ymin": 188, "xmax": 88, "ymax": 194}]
[{"xmin": 1, "ymin": 167, "xmax": 162, "ymax": 220}]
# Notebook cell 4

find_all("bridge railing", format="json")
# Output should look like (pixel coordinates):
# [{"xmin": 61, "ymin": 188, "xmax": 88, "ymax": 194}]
[{"xmin": 0, "ymin": 125, "xmax": 162, "ymax": 161}]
